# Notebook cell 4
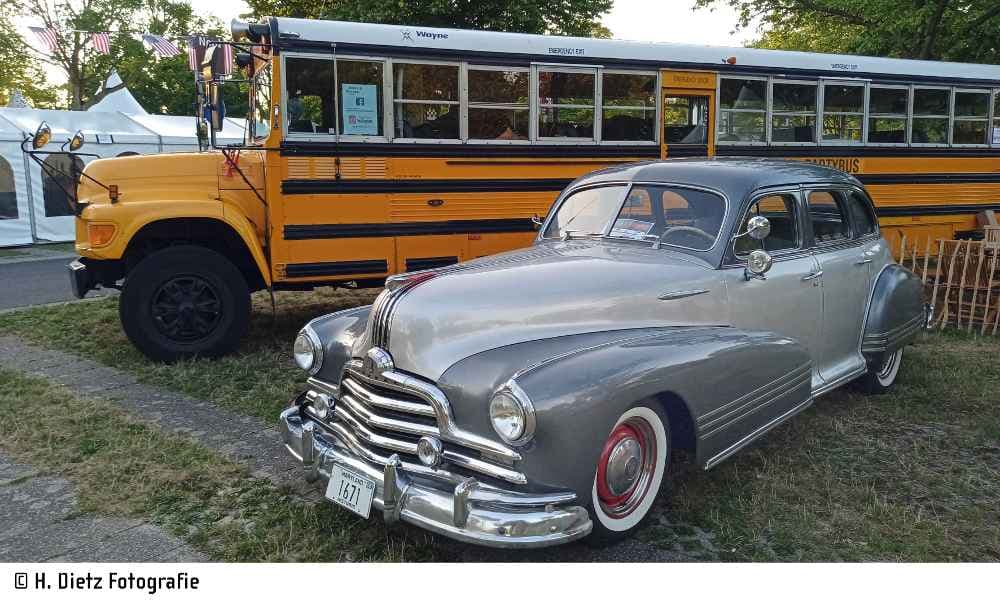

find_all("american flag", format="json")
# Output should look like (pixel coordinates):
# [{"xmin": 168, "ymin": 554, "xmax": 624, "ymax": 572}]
[
  {"xmin": 142, "ymin": 34, "xmax": 180, "ymax": 57},
  {"xmin": 218, "ymin": 43, "xmax": 233, "ymax": 76},
  {"xmin": 91, "ymin": 32, "xmax": 111, "ymax": 55},
  {"xmin": 29, "ymin": 27, "xmax": 59, "ymax": 52}
]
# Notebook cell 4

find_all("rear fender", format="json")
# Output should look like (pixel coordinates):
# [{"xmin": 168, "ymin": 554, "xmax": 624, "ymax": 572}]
[{"xmin": 862, "ymin": 264, "xmax": 925, "ymax": 361}]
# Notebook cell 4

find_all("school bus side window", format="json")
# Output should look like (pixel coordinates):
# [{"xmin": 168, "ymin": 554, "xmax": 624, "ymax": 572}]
[
  {"xmin": 393, "ymin": 62, "xmax": 460, "ymax": 139},
  {"xmin": 285, "ymin": 56, "xmax": 335, "ymax": 134},
  {"xmin": 468, "ymin": 67, "xmax": 529, "ymax": 141},
  {"xmin": 602, "ymin": 72, "xmax": 656, "ymax": 142},
  {"xmin": 337, "ymin": 60, "xmax": 385, "ymax": 137}
]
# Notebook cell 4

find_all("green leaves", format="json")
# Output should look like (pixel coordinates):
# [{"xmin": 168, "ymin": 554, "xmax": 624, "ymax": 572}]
[
  {"xmin": 244, "ymin": 0, "xmax": 614, "ymax": 37},
  {"xmin": 697, "ymin": 0, "xmax": 1000, "ymax": 63}
]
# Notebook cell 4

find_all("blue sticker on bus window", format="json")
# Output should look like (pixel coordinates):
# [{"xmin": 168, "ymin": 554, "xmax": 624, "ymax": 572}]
[{"xmin": 341, "ymin": 84, "xmax": 378, "ymax": 136}]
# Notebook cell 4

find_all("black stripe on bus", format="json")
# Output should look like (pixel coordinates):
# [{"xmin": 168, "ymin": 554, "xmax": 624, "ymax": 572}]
[
  {"xmin": 716, "ymin": 145, "xmax": 1000, "ymax": 158},
  {"xmin": 406, "ymin": 256, "xmax": 459, "ymax": 272},
  {"xmin": 281, "ymin": 178, "xmax": 573, "ymax": 195},
  {"xmin": 875, "ymin": 203, "xmax": 1000, "ymax": 217},
  {"xmin": 285, "ymin": 259, "xmax": 389, "ymax": 277},
  {"xmin": 666, "ymin": 144, "xmax": 709, "ymax": 158},
  {"xmin": 284, "ymin": 218, "xmax": 537, "ymax": 240},
  {"xmin": 274, "ymin": 39, "xmax": 1000, "ymax": 87},
  {"xmin": 279, "ymin": 142, "xmax": 661, "ymax": 159}
]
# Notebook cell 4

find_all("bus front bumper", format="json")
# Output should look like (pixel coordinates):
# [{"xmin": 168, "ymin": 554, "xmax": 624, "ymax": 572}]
[{"xmin": 279, "ymin": 406, "xmax": 592, "ymax": 548}]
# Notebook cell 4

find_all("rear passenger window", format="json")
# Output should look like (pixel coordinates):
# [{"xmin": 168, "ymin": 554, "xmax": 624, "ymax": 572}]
[
  {"xmin": 846, "ymin": 190, "xmax": 878, "ymax": 237},
  {"xmin": 735, "ymin": 194, "xmax": 799, "ymax": 255},
  {"xmin": 807, "ymin": 190, "xmax": 851, "ymax": 243}
]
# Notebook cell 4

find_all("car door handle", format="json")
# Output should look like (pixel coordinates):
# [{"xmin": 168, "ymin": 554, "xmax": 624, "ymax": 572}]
[
  {"xmin": 855, "ymin": 258, "xmax": 873, "ymax": 265},
  {"xmin": 801, "ymin": 270, "xmax": 823, "ymax": 282}
]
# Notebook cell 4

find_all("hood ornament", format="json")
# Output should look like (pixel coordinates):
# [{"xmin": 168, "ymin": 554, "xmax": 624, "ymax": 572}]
[{"xmin": 364, "ymin": 347, "xmax": 394, "ymax": 377}]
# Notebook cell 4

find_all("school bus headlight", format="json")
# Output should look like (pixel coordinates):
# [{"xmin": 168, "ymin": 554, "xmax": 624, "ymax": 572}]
[{"xmin": 87, "ymin": 223, "xmax": 116, "ymax": 247}]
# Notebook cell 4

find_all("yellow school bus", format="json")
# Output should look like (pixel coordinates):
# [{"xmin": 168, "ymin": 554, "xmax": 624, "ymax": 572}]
[{"xmin": 70, "ymin": 16, "xmax": 1000, "ymax": 360}]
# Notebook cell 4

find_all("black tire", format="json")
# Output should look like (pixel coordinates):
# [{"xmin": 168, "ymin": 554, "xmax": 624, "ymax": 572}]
[
  {"xmin": 584, "ymin": 401, "xmax": 671, "ymax": 546},
  {"xmin": 119, "ymin": 245, "xmax": 250, "ymax": 362},
  {"xmin": 858, "ymin": 347, "xmax": 903, "ymax": 395}
]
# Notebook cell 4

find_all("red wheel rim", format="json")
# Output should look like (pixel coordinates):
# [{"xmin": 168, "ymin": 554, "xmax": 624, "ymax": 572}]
[{"xmin": 596, "ymin": 418, "xmax": 656, "ymax": 519}]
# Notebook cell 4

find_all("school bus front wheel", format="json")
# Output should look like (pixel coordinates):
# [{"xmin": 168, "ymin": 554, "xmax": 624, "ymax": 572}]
[{"xmin": 118, "ymin": 245, "xmax": 252, "ymax": 362}]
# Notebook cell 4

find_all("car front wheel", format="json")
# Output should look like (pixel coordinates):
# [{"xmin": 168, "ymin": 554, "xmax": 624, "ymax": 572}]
[{"xmin": 586, "ymin": 402, "xmax": 670, "ymax": 545}]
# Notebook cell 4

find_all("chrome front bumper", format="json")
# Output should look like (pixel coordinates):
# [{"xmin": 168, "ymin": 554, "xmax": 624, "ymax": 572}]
[{"xmin": 280, "ymin": 406, "xmax": 592, "ymax": 548}]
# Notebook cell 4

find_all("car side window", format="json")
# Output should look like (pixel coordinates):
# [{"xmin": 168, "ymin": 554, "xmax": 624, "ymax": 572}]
[
  {"xmin": 845, "ymin": 190, "xmax": 878, "ymax": 237},
  {"xmin": 807, "ymin": 190, "xmax": 851, "ymax": 243},
  {"xmin": 734, "ymin": 194, "xmax": 799, "ymax": 256}
]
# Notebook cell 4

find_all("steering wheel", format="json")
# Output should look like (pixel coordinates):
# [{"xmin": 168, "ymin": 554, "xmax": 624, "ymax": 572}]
[{"xmin": 658, "ymin": 225, "xmax": 715, "ymax": 246}]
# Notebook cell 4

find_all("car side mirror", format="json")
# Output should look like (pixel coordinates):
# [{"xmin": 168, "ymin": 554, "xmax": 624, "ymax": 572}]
[
  {"xmin": 743, "ymin": 215, "xmax": 771, "ymax": 240},
  {"xmin": 745, "ymin": 249, "xmax": 773, "ymax": 281},
  {"xmin": 32, "ymin": 122, "xmax": 52, "ymax": 149}
]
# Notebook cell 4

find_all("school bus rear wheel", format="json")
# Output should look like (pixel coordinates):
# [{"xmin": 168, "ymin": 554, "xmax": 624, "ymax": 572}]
[{"xmin": 119, "ymin": 245, "xmax": 251, "ymax": 362}]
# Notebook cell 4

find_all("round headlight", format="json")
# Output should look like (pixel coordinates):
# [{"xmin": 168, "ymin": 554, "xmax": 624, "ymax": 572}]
[
  {"xmin": 416, "ymin": 436, "xmax": 443, "ymax": 468},
  {"xmin": 489, "ymin": 385, "xmax": 535, "ymax": 445},
  {"xmin": 293, "ymin": 327, "xmax": 323, "ymax": 374}
]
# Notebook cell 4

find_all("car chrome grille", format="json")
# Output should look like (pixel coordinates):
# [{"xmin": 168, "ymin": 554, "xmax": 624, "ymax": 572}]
[{"xmin": 311, "ymin": 371, "xmax": 526, "ymax": 485}]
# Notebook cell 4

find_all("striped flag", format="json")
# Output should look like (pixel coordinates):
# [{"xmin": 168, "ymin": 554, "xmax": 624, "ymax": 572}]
[
  {"xmin": 187, "ymin": 35, "xmax": 206, "ymax": 71},
  {"xmin": 29, "ymin": 27, "xmax": 59, "ymax": 52},
  {"xmin": 218, "ymin": 43, "xmax": 233, "ymax": 76},
  {"xmin": 91, "ymin": 32, "xmax": 111, "ymax": 55},
  {"xmin": 142, "ymin": 33, "xmax": 180, "ymax": 57}
]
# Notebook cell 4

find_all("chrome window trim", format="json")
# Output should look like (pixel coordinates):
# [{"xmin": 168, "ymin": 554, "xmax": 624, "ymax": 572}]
[
  {"xmin": 601, "ymin": 69, "xmax": 660, "ymax": 145},
  {"xmin": 467, "ymin": 64, "xmax": 531, "ymax": 143},
  {"xmin": 866, "ymin": 84, "xmax": 910, "ymax": 146},
  {"xmin": 910, "ymin": 85, "xmax": 952, "ymax": 147},
  {"xmin": 535, "ymin": 64, "xmax": 600, "ymax": 142},
  {"xmin": 951, "ymin": 87, "xmax": 991, "ymax": 147},
  {"xmin": 390, "ymin": 58, "xmax": 463, "ymax": 143},
  {"xmin": 802, "ymin": 185, "xmax": 860, "ymax": 250},
  {"xmin": 725, "ymin": 186, "xmax": 805, "ymax": 265}
]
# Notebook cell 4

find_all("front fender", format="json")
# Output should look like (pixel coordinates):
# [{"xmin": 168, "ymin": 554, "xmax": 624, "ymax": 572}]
[
  {"xmin": 80, "ymin": 200, "xmax": 271, "ymax": 286},
  {"xmin": 862, "ymin": 264, "xmax": 925, "ymax": 359},
  {"xmin": 441, "ymin": 327, "xmax": 812, "ymax": 500},
  {"xmin": 309, "ymin": 305, "xmax": 372, "ymax": 384}
]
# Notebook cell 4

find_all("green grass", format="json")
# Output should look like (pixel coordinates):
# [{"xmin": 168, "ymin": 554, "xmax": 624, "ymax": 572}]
[
  {"xmin": 1, "ymin": 294, "xmax": 998, "ymax": 561},
  {"xmin": 648, "ymin": 330, "xmax": 1000, "ymax": 561},
  {"xmin": 0, "ymin": 368, "xmax": 451, "ymax": 562},
  {"xmin": 0, "ymin": 288, "xmax": 378, "ymax": 422}
]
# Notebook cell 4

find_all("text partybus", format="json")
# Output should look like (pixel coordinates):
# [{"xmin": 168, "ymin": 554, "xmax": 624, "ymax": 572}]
[{"xmin": 67, "ymin": 16, "xmax": 1000, "ymax": 359}]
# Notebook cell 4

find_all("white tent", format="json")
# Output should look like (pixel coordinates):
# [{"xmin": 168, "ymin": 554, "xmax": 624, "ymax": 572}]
[
  {"xmin": 0, "ymin": 107, "xmax": 161, "ymax": 242},
  {"xmin": 125, "ymin": 113, "xmax": 247, "ymax": 151},
  {"xmin": 87, "ymin": 70, "xmax": 149, "ymax": 115},
  {"xmin": 0, "ymin": 113, "xmax": 33, "ymax": 247}
]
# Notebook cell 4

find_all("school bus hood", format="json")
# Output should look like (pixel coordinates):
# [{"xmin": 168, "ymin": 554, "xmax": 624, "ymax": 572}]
[{"xmin": 77, "ymin": 152, "xmax": 221, "ymax": 206}]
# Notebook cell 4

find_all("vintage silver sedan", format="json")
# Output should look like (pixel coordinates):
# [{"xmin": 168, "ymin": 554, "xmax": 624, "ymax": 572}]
[{"xmin": 280, "ymin": 159, "xmax": 926, "ymax": 548}]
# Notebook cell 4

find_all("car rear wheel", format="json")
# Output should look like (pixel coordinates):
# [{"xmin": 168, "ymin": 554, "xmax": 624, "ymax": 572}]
[
  {"xmin": 119, "ymin": 245, "xmax": 250, "ymax": 362},
  {"xmin": 586, "ymin": 403, "xmax": 670, "ymax": 545},
  {"xmin": 859, "ymin": 347, "xmax": 903, "ymax": 395}
]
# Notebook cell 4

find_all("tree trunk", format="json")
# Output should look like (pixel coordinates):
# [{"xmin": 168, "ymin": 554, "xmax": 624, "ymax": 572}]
[{"xmin": 919, "ymin": 0, "xmax": 951, "ymax": 60}]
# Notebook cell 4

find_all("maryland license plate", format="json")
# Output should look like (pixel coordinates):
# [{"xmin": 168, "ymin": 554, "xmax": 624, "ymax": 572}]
[{"xmin": 326, "ymin": 465, "xmax": 376, "ymax": 519}]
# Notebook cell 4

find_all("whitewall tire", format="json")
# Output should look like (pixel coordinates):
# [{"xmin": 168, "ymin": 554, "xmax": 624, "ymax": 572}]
[
  {"xmin": 587, "ymin": 404, "xmax": 669, "ymax": 542},
  {"xmin": 860, "ymin": 347, "xmax": 903, "ymax": 394}
]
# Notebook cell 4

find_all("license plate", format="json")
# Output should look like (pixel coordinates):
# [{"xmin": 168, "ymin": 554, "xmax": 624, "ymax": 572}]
[{"xmin": 325, "ymin": 465, "xmax": 376, "ymax": 519}]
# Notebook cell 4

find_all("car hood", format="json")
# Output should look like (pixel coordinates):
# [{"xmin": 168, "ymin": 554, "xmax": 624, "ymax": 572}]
[{"xmin": 375, "ymin": 240, "xmax": 729, "ymax": 381}]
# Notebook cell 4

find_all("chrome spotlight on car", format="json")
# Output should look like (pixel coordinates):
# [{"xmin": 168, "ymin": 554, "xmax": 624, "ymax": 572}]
[{"xmin": 745, "ymin": 249, "xmax": 773, "ymax": 280}]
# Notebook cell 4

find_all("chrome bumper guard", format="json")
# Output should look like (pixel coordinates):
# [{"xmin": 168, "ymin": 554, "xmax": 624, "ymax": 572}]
[{"xmin": 280, "ymin": 406, "xmax": 592, "ymax": 548}]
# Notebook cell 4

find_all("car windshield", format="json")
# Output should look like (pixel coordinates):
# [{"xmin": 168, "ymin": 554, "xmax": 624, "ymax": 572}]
[{"xmin": 544, "ymin": 183, "xmax": 726, "ymax": 251}]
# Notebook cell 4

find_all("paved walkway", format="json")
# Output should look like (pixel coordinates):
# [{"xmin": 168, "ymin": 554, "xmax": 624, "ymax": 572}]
[{"xmin": 0, "ymin": 453, "xmax": 205, "ymax": 562}]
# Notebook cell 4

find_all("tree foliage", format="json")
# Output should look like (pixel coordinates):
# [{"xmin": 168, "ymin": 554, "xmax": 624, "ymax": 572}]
[
  {"xmin": 0, "ymin": 6, "xmax": 60, "ymax": 107},
  {"xmin": 245, "ymin": 0, "xmax": 614, "ymax": 37},
  {"xmin": 695, "ymin": 0, "xmax": 1000, "ymax": 63},
  {"xmin": 9, "ymin": 0, "xmax": 223, "ymax": 111}
]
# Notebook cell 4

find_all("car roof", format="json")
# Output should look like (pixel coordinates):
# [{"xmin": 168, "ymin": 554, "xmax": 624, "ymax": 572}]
[{"xmin": 570, "ymin": 158, "xmax": 860, "ymax": 198}]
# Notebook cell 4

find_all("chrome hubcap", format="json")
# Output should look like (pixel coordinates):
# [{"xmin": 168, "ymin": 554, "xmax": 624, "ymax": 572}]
[
  {"xmin": 596, "ymin": 418, "xmax": 658, "ymax": 519},
  {"xmin": 606, "ymin": 438, "xmax": 642, "ymax": 495}
]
